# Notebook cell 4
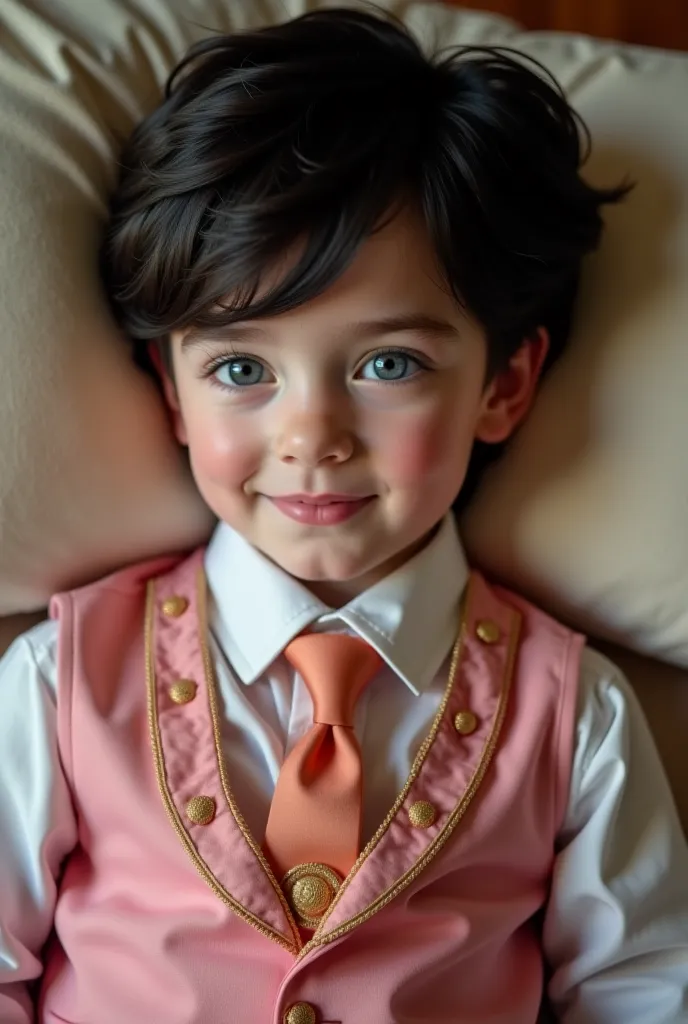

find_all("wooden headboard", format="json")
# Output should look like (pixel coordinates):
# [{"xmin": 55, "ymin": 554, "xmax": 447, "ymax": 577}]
[{"xmin": 447, "ymin": 0, "xmax": 688, "ymax": 51}]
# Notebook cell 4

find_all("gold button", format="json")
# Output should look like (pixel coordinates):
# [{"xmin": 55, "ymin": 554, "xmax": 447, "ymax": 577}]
[
  {"xmin": 169, "ymin": 679, "xmax": 197, "ymax": 704},
  {"xmin": 185, "ymin": 795, "xmax": 216, "ymax": 825},
  {"xmin": 284, "ymin": 1003, "xmax": 317, "ymax": 1024},
  {"xmin": 282, "ymin": 863, "xmax": 342, "ymax": 930},
  {"xmin": 292, "ymin": 875, "xmax": 333, "ymax": 917},
  {"xmin": 454, "ymin": 710, "xmax": 478, "ymax": 735},
  {"xmin": 476, "ymin": 619, "xmax": 500, "ymax": 644},
  {"xmin": 162, "ymin": 595, "xmax": 188, "ymax": 618},
  {"xmin": 408, "ymin": 800, "xmax": 436, "ymax": 829}
]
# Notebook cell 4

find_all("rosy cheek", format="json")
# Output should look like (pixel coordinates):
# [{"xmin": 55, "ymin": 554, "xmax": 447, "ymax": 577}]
[
  {"xmin": 187, "ymin": 415, "xmax": 260, "ymax": 486},
  {"xmin": 376, "ymin": 409, "xmax": 467, "ymax": 487}
]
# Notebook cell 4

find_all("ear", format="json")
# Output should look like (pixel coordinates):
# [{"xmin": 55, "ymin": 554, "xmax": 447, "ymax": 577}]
[
  {"xmin": 147, "ymin": 341, "xmax": 165, "ymax": 379},
  {"xmin": 474, "ymin": 328, "xmax": 550, "ymax": 444},
  {"xmin": 149, "ymin": 340, "xmax": 189, "ymax": 446}
]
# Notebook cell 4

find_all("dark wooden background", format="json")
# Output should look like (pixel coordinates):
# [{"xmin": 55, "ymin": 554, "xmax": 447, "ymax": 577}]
[{"xmin": 446, "ymin": 0, "xmax": 688, "ymax": 51}]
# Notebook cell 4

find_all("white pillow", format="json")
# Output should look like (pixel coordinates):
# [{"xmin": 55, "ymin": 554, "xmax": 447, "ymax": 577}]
[
  {"xmin": 461, "ymin": 33, "xmax": 688, "ymax": 667},
  {"xmin": 0, "ymin": 0, "xmax": 229, "ymax": 614}
]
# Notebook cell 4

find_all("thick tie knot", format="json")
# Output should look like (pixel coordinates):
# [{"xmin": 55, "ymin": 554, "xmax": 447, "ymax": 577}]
[{"xmin": 284, "ymin": 633, "xmax": 382, "ymax": 727}]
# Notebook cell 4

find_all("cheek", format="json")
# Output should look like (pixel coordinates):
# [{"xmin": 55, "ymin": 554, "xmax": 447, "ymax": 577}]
[
  {"xmin": 185, "ymin": 411, "xmax": 260, "ymax": 486},
  {"xmin": 374, "ymin": 404, "xmax": 476, "ymax": 487}
]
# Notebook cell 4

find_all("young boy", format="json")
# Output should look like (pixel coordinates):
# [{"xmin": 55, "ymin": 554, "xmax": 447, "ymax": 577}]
[{"xmin": 1, "ymin": 7, "xmax": 687, "ymax": 1023}]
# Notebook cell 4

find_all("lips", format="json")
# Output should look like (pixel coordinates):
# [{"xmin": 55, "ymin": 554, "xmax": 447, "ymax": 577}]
[
  {"xmin": 268, "ymin": 493, "xmax": 375, "ymax": 526},
  {"xmin": 277, "ymin": 493, "xmax": 369, "ymax": 505}
]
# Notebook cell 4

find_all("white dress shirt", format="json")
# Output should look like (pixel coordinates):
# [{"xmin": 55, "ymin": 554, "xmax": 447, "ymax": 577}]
[{"xmin": 1, "ymin": 516, "xmax": 687, "ymax": 1022}]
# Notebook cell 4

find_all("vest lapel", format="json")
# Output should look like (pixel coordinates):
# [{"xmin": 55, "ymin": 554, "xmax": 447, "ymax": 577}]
[
  {"xmin": 147, "ymin": 557, "xmax": 520, "ymax": 960},
  {"xmin": 146, "ymin": 551, "xmax": 302, "ymax": 955}
]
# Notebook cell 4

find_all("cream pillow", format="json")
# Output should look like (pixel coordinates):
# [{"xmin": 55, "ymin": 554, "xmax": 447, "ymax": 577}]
[
  {"xmin": 1, "ymin": 0, "xmax": 688, "ymax": 675},
  {"xmin": 461, "ymin": 33, "xmax": 688, "ymax": 667}
]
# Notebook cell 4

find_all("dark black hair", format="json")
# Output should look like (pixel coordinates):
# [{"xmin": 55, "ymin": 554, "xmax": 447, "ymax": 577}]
[
  {"xmin": 102, "ymin": 6, "xmax": 628, "ymax": 361},
  {"xmin": 101, "ymin": 6, "xmax": 630, "ymax": 503}
]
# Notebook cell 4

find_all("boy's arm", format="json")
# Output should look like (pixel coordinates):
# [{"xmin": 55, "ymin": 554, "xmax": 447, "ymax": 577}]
[
  {"xmin": 0, "ymin": 625, "xmax": 77, "ymax": 1022},
  {"xmin": 544, "ymin": 648, "xmax": 688, "ymax": 1023}
]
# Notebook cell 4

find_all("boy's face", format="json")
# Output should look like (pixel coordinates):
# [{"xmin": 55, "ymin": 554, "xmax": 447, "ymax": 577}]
[{"xmin": 165, "ymin": 206, "xmax": 546, "ymax": 603}]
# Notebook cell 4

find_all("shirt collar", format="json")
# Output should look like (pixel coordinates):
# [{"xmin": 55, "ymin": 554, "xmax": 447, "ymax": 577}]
[{"xmin": 205, "ymin": 516, "xmax": 469, "ymax": 696}]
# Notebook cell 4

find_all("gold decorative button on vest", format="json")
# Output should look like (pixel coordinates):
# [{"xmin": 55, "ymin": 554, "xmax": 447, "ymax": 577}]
[
  {"xmin": 476, "ymin": 619, "xmax": 500, "ymax": 644},
  {"xmin": 185, "ymin": 795, "xmax": 216, "ymax": 825},
  {"xmin": 169, "ymin": 679, "xmax": 197, "ymax": 705},
  {"xmin": 408, "ymin": 800, "xmax": 437, "ymax": 829},
  {"xmin": 162, "ymin": 595, "xmax": 188, "ymax": 618},
  {"xmin": 454, "ymin": 709, "xmax": 478, "ymax": 735},
  {"xmin": 284, "ymin": 1003, "xmax": 317, "ymax": 1024},
  {"xmin": 282, "ymin": 863, "xmax": 342, "ymax": 930}
]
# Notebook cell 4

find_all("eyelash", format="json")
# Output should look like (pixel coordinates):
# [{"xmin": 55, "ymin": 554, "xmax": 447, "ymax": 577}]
[
  {"xmin": 201, "ymin": 346, "xmax": 430, "ymax": 390},
  {"xmin": 361, "ymin": 347, "xmax": 429, "ymax": 383},
  {"xmin": 202, "ymin": 349, "xmax": 244, "ymax": 383}
]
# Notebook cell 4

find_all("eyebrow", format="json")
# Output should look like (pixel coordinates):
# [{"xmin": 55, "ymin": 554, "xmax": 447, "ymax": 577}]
[{"xmin": 180, "ymin": 313, "xmax": 461, "ymax": 351}]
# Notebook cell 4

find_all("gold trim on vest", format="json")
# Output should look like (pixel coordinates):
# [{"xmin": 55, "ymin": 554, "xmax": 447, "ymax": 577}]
[
  {"xmin": 146, "ymin": 568, "xmax": 302, "ymax": 955},
  {"xmin": 148, "ymin": 559, "xmax": 520, "ymax": 963},
  {"xmin": 195, "ymin": 566, "xmax": 304, "ymax": 947}
]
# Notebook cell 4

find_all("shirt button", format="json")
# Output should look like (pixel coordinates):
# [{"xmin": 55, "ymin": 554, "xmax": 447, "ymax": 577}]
[{"xmin": 284, "ymin": 1003, "xmax": 317, "ymax": 1024}]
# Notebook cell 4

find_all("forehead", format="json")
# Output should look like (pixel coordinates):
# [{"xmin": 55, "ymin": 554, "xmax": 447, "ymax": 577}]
[
  {"xmin": 176, "ymin": 205, "xmax": 469, "ymax": 352},
  {"xmin": 294, "ymin": 205, "xmax": 455, "ymax": 320}
]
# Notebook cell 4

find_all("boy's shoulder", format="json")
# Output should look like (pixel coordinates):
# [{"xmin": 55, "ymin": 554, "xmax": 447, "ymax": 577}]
[
  {"xmin": 0, "ymin": 552, "xmax": 198, "ymax": 677},
  {"xmin": 472, "ymin": 568, "xmax": 586, "ymax": 645},
  {"xmin": 49, "ymin": 547, "xmax": 207, "ymax": 612}
]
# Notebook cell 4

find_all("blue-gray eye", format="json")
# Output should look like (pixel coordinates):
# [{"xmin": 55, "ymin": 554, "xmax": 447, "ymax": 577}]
[
  {"xmin": 216, "ymin": 358, "xmax": 265, "ymax": 387},
  {"xmin": 360, "ymin": 351, "xmax": 420, "ymax": 381}
]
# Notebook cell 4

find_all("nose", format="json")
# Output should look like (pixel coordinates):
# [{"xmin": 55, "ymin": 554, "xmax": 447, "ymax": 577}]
[{"xmin": 274, "ymin": 409, "xmax": 355, "ymax": 466}]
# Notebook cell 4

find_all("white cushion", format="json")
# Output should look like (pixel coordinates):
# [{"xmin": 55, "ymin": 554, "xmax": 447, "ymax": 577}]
[{"xmin": 461, "ymin": 32, "xmax": 688, "ymax": 669}]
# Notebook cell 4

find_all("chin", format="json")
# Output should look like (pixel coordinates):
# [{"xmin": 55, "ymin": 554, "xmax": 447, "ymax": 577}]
[
  {"xmin": 268, "ymin": 546, "xmax": 372, "ymax": 585},
  {"xmin": 281, "ymin": 557, "xmax": 362, "ymax": 584}
]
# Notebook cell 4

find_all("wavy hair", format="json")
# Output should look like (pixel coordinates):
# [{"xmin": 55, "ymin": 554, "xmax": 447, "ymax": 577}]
[{"xmin": 101, "ymin": 6, "xmax": 629, "ymax": 383}]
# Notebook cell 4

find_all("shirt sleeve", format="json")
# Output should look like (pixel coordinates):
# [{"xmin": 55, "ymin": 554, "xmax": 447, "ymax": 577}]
[
  {"xmin": 0, "ymin": 622, "xmax": 78, "ymax": 1023},
  {"xmin": 544, "ymin": 646, "xmax": 688, "ymax": 1023}
]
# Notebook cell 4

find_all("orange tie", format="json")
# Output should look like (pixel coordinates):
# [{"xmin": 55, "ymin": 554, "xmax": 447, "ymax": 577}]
[{"xmin": 264, "ymin": 633, "xmax": 382, "ymax": 913}]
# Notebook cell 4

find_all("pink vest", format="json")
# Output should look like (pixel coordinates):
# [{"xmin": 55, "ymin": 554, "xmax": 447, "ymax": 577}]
[{"xmin": 40, "ymin": 547, "xmax": 583, "ymax": 1024}]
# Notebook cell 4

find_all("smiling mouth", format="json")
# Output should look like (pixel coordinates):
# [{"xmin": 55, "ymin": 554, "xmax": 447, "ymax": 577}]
[
  {"xmin": 276, "ymin": 493, "xmax": 371, "ymax": 504},
  {"xmin": 268, "ymin": 494, "xmax": 375, "ymax": 525}
]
